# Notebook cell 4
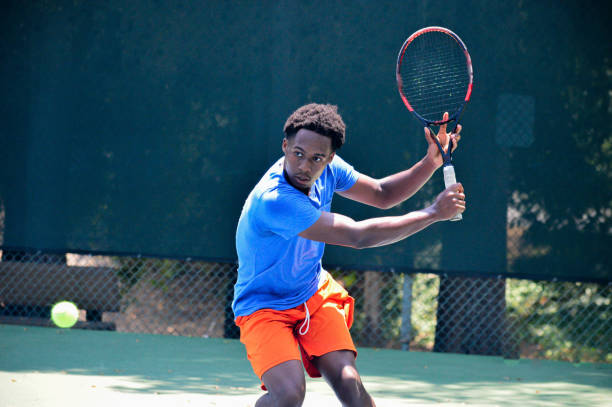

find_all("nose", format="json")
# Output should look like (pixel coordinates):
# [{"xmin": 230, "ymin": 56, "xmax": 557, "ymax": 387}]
[{"xmin": 298, "ymin": 159, "xmax": 311, "ymax": 174}]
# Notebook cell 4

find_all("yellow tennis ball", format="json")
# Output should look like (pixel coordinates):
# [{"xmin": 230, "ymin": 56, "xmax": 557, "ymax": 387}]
[{"xmin": 51, "ymin": 301, "xmax": 79, "ymax": 328}]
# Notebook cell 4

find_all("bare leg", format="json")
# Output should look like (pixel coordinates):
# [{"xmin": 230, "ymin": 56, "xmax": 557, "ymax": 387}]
[
  {"xmin": 313, "ymin": 350, "xmax": 375, "ymax": 407},
  {"xmin": 255, "ymin": 360, "xmax": 306, "ymax": 407}
]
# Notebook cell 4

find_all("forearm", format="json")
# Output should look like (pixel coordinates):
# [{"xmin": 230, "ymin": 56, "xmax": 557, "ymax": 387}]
[
  {"xmin": 300, "ymin": 195, "xmax": 452, "ymax": 249},
  {"xmin": 352, "ymin": 208, "xmax": 439, "ymax": 249},
  {"xmin": 377, "ymin": 157, "xmax": 438, "ymax": 209}
]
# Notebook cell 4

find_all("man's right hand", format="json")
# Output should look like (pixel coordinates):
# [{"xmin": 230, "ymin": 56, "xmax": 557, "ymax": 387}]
[{"xmin": 430, "ymin": 183, "xmax": 466, "ymax": 221}]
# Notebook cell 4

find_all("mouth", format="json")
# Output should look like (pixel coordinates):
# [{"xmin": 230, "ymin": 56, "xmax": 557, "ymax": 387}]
[{"xmin": 294, "ymin": 175, "xmax": 311, "ymax": 186}]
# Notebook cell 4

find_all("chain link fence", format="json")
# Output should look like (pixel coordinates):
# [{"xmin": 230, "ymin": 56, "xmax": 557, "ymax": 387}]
[{"xmin": 1, "ymin": 250, "xmax": 610, "ymax": 363}]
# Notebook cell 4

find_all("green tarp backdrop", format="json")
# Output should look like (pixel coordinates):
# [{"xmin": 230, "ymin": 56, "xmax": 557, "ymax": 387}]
[{"xmin": 1, "ymin": 1, "xmax": 610, "ymax": 281}]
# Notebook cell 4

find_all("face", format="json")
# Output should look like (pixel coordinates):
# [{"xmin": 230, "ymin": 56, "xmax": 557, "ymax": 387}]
[{"xmin": 282, "ymin": 128, "xmax": 335, "ymax": 192}]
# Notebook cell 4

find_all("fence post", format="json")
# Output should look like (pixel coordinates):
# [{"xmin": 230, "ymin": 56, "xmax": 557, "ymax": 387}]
[
  {"xmin": 223, "ymin": 264, "xmax": 240, "ymax": 339},
  {"xmin": 400, "ymin": 272, "xmax": 413, "ymax": 351}
]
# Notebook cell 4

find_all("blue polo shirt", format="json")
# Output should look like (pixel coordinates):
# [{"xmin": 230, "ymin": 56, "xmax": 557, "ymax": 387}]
[{"xmin": 232, "ymin": 155, "xmax": 360, "ymax": 317}]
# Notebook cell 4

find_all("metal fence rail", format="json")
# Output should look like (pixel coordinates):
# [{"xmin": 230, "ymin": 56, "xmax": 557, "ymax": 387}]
[{"xmin": 1, "ymin": 250, "xmax": 610, "ymax": 363}]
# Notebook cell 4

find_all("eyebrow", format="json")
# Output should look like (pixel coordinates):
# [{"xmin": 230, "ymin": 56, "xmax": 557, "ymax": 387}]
[{"xmin": 293, "ymin": 146, "xmax": 327, "ymax": 157}]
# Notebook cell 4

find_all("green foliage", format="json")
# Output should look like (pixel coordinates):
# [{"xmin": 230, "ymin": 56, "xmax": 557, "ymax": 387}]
[
  {"xmin": 410, "ymin": 273, "xmax": 439, "ymax": 351},
  {"xmin": 506, "ymin": 279, "xmax": 611, "ymax": 362},
  {"xmin": 338, "ymin": 270, "xmax": 611, "ymax": 362}
]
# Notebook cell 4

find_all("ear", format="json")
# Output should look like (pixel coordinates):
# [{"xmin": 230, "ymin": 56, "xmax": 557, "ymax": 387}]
[
  {"xmin": 328, "ymin": 151, "xmax": 335, "ymax": 164},
  {"xmin": 282, "ymin": 138, "xmax": 288, "ymax": 154}
]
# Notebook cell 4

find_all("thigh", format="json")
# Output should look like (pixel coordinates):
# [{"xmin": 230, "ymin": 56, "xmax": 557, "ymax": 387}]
[
  {"xmin": 299, "ymin": 299, "xmax": 357, "ymax": 364},
  {"xmin": 313, "ymin": 349, "xmax": 359, "ymax": 381},
  {"xmin": 236, "ymin": 309, "xmax": 302, "ymax": 382}
]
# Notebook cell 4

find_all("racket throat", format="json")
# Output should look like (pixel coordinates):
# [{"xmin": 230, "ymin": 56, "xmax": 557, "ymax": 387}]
[{"xmin": 433, "ymin": 134, "xmax": 454, "ymax": 165}]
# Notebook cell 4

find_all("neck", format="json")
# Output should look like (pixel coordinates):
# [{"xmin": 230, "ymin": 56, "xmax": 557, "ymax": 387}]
[{"xmin": 283, "ymin": 169, "xmax": 309, "ymax": 195}]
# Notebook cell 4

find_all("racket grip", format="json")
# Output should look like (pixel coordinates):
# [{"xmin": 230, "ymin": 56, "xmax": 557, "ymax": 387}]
[{"xmin": 443, "ymin": 165, "xmax": 463, "ymax": 222}]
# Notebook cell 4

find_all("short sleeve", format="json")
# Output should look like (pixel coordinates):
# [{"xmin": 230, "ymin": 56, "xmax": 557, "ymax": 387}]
[
  {"xmin": 255, "ymin": 188, "xmax": 322, "ymax": 240},
  {"xmin": 331, "ymin": 155, "xmax": 360, "ymax": 192}
]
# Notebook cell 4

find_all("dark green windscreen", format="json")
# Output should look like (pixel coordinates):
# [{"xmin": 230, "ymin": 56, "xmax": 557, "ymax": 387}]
[{"xmin": 1, "ymin": 1, "xmax": 610, "ymax": 281}]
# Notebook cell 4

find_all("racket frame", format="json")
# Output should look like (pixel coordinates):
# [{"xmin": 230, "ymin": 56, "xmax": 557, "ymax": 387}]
[{"xmin": 396, "ymin": 26, "xmax": 473, "ymax": 221}]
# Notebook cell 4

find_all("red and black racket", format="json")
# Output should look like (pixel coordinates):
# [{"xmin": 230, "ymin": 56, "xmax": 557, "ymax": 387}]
[{"xmin": 396, "ymin": 26, "xmax": 473, "ymax": 221}]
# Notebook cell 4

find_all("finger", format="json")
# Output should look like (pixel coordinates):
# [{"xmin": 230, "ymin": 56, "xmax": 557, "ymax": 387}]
[
  {"xmin": 453, "ymin": 124, "xmax": 462, "ymax": 135},
  {"xmin": 455, "ymin": 192, "xmax": 466, "ymax": 200},
  {"xmin": 444, "ymin": 183, "xmax": 461, "ymax": 194},
  {"xmin": 450, "ymin": 134, "xmax": 460, "ymax": 152},
  {"xmin": 424, "ymin": 127, "xmax": 434, "ymax": 145},
  {"xmin": 425, "ymin": 127, "xmax": 440, "ymax": 145},
  {"xmin": 453, "ymin": 196, "xmax": 466, "ymax": 206},
  {"xmin": 438, "ymin": 112, "xmax": 449, "ymax": 136},
  {"xmin": 452, "ymin": 197, "xmax": 465, "ymax": 207}
]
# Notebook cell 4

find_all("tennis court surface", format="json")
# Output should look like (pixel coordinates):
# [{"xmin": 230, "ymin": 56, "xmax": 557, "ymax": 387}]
[{"xmin": 1, "ymin": 324, "xmax": 610, "ymax": 407}]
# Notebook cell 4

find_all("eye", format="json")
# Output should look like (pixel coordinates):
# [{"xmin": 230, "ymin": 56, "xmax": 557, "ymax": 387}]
[
  {"xmin": 294, "ymin": 151, "xmax": 303, "ymax": 158},
  {"xmin": 313, "ymin": 157, "xmax": 322, "ymax": 162}
]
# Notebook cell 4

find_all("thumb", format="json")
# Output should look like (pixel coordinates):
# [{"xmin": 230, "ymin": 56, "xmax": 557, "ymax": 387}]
[{"xmin": 424, "ymin": 127, "xmax": 434, "ymax": 144}]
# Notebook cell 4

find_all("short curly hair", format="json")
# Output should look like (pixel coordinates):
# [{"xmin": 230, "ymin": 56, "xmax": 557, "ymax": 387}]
[{"xmin": 283, "ymin": 103, "xmax": 346, "ymax": 151}]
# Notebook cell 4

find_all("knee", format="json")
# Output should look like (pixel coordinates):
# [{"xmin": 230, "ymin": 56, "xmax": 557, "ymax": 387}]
[
  {"xmin": 335, "ymin": 365, "xmax": 361, "ymax": 388},
  {"xmin": 269, "ymin": 383, "xmax": 305, "ymax": 406},
  {"xmin": 334, "ymin": 366, "xmax": 370, "ymax": 403},
  {"xmin": 261, "ymin": 360, "xmax": 306, "ymax": 406}
]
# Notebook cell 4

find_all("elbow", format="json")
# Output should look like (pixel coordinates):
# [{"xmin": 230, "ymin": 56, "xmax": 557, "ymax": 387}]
[
  {"xmin": 348, "ymin": 233, "xmax": 375, "ymax": 250},
  {"xmin": 374, "ymin": 189, "xmax": 397, "ymax": 210},
  {"xmin": 341, "ymin": 231, "xmax": 368, "ymax": 250},
  {"xmin": 336, "ymin": 217, "xmax": 378, "ymax": 249},
  {"xmin": 362, "ymin": 181, "xmax": 394, "ymax": 210},
  {"xmin": 348, "ymin": 241, "xmax": 367, "ymax": 250},
  {"xmin": 347, "ymin": 243, "xmax": 368, "ymax": 250},
  {"xmin": 376, "ymin": 200, "xmax": 396, "ymax": 210}
]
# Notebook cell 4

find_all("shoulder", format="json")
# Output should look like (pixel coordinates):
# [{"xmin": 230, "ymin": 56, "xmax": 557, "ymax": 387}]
[
  {"xmin": 328, "ymin": 154, "xmax": 358, "ymax": 177},
  {"xmin": 251, "ymin": 161, "xmax": 307, "ymax": 210},
  {"xmin": 326, "ymin": 154, "xmax": 360, "ymax": 192},
  {"xmin": 330, "ymin": 154, "xmax": 352, "ymax": 169}
]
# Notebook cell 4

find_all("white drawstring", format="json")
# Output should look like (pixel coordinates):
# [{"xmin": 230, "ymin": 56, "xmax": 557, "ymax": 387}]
[
  {"xmin": 298, "ymin": 270, "xmax": 327, "ymax": 336},
  {"xmin": 298, "ymin": 303, "xmax": 310, "ymax": 335}
]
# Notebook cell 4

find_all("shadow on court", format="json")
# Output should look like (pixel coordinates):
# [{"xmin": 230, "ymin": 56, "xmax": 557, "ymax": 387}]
[
  {"xmin": 1, "ymin": 324, "xmax": 611, "ymax": 406},
  {"xmin": 358, "ymin": 349, "xmax": 612, "ymax": 406},
  {"xmin": 0, "ymin": 324, "xmax": 260, "ymax": 396}
]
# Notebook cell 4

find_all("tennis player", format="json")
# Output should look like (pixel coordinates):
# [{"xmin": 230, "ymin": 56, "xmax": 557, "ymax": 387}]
[{"xmin": 233, "ymin": 103, "xmax": 465, "ymax": 406}]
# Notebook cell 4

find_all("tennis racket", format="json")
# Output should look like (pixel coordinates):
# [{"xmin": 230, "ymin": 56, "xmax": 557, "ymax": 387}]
[{"xmin": 396, "ymin": 26, "xmax": 473, "ymax": 221}]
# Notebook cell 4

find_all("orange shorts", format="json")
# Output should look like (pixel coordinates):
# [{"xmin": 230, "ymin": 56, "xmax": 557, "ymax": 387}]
[{"xmin": 235, "ymin": 271, "xmax": 356, "ymax": 389}]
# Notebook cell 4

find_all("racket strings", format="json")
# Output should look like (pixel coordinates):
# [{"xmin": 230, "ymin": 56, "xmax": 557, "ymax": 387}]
[{"xmin": 399, "ymin": 32, "xmax": 469, "ymax": 122}]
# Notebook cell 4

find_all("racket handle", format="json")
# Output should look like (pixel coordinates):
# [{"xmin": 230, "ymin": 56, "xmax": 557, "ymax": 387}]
[{"xmin": 443, "ymin": 165, "xmax": 463, "ymax": 222}]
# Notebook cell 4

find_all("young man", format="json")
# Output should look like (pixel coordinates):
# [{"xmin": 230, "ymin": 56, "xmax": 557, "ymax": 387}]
[{"xmin": 233, "ymin": 103, "xmax": 465, "ymax": 406}]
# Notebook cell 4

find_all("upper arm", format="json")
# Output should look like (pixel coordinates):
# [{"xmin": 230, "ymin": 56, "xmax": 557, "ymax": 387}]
[
  {"xmin": 298, "ymin": 211, "xmax": 363, "ymax": 248},
  {"xmin": 258, "ymin": 189, "xmax": 321, "ymax": 240},
  {"xmin": 337, "ymin": 174, "xmax": 388, "ymax": 209}
]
